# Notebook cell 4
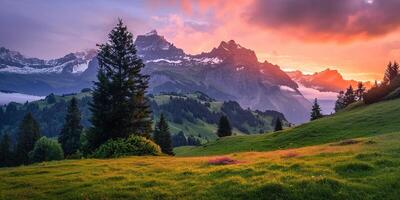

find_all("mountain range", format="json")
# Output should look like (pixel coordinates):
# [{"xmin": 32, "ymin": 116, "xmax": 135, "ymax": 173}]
[
  {"xmin": 287, "ymin": 69, "xmax": 372, "ymax": 93},
  {"xmin": 0, "ymin": 30, "xmax": 322, "ymax": 123}
]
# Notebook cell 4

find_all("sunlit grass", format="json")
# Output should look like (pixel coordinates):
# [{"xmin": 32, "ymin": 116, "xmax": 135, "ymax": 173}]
[{"xmin": 1, "ymin": 133, "xmax": 400, "ymax": 199}]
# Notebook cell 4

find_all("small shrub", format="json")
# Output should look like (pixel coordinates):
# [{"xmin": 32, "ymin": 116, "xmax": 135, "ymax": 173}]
[
  {"xmin": 208, "ymin": 157, "xmax": 239, "ymax": 165},
  {"xmin": 334, "ymin": 162, "xmax": 374, "ymax": 175},
  {"xmin": 93, "ymin": 135, "xmax": 161, "ymax": 158},
  {"xmin": 29, "ymin": 137, "xmax": 64, "ymax": 163}
]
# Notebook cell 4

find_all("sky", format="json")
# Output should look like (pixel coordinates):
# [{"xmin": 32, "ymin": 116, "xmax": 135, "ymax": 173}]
[{"xmin": 1, "ymin": 0, "xmax": 400, "ymax": 81}]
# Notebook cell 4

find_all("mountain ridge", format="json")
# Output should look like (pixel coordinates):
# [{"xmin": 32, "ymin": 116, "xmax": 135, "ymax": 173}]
[{"xmin": 0, "ymin": 30, "xmax": 311, "ymax": 123}]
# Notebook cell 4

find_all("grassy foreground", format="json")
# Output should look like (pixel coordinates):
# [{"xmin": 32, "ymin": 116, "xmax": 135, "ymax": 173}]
[
  {"xmin": 175, "ymin": 98, "xmax": 400, "ymax": 156},
  {"xmin": 1, "ymin": 133, "xmax": 400, "ymax": 199}
]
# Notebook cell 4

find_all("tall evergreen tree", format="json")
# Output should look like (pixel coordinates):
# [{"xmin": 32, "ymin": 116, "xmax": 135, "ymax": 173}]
[
  {"xmin": 16, "ymin": 113, "xmax": 41, "ymax": 165},
  {"xmin": 153, "ymin": 114, "xmax": 173, "ymax": 155},
  {"xmin": 343, "ymin": 85, "xmax": 356, "ymax": 106},
  {"xmin": 0, "ymin": 107, "xmax": 4, "ymax": 129},
  {"xmin": 335, "ymin": 91, "xmax": 346, "ymax": 112},
  {"xmin": 217, "ymin": 116, "xmax": 232, "ymax": 137},
  {"xmin": 274, "ymin": 117, "xmax": 283, "ymax": 132},
  {"xmin": 172, "ymin": 131, "xmax": 188, "ymax": 147},
  {"xmin": 355, "ymin": 82, "xmax": 366, "ymax": 101},
  {"xmin": 89, "ymin": 19, "xmax": 152, "ymax": 150},
  {"xmin": 0, "ymin": 133, "xmax": 13, "ymax": 167},
  {"xmin": 59, "ymin": 97, "xmax": 83, "ymax": 156},
  {"xmin": 310, "ymin": 98, "xmax": 323, "ymax": 121},
  {"xmin": 384, "ymin": 61, "xmax": 399, "ymax": 84}
]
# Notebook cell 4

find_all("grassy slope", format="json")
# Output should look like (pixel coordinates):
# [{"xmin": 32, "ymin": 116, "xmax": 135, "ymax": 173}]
[
  {"xmin": 175, "ymin": 98, "xmax": 400, "ymax": 156},
  {"xmin": 1, "ymin": 133, "xmax": 400, "ymax": 199}
]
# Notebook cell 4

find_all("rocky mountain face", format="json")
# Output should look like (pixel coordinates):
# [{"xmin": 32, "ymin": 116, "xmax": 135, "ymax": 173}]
[
  {"xmin": 0, "ymin": 31, "xmax": 311, "ymax": 123},
  {"xmin": 287, "ymin": 69, "xmax": 372, "ymax": 93}
]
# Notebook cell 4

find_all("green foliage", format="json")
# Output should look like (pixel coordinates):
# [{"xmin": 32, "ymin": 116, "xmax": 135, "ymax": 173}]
[
  {"xmin": 334, "ymin": 162, "xmax": 374, "ymax": 176},
  {"xmin": 89, "ymin": 19, "xmax": 152, "ymax": 150},
  {"xmin": 16, "ymin": 113, "xmax": 41, "ymax": 165},
  {"xmin": 59, "ymin": 97, "xmax": 83, "ymax": 156},
  {"xmin": 172, "ymin": 131, "xmax": 187, "ymax": 147},
  {"xmin": 29, "ymin": 137, "xmax": 64, "ymax": 163},
  {"xmin": 274, "ymin": 117, "xmax": 283, "ymax": 132},
  {"xmin": 217, "ymin": 116, "xmax": 232, "ymax": 137},
  {"xmin": 93, "ymin": 135, "xmax": 161, "ymax": 158},
  {"xmin": 310, "ymin": 98, "xmax": 323, "ymax": 121},
  {"xmin": 153, "ymin": 114, "xmax": 173, "ymax": 155},
  {"xmin": 0, "ymin": 133, "xmax": 13, "ymax": 167},
  {"xmin": 344, "ymin": 85, "xmax": 356, "ymax": 106},
  {"xmin": 45, "ymin": 93, "xmax": 57, "ymax": 104},
  {"xmin": 383, "ymin": 61, "xmax": 399, "ymax": 84},
  {"xmin": 355, "ymin": 82, "xmax": 366, "ymax": 101}
]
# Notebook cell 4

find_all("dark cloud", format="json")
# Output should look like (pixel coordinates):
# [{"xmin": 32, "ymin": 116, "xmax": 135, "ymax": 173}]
[{"xmin": 246, "ymin": 0, "xmax": 400, "ymax": 41}]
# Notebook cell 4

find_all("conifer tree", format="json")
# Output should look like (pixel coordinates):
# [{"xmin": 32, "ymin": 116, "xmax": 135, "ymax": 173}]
[
  {"xmin": 355, "ymin": 82, "xmax": 366, "ymax": 101},
  {"xmin": 310, "ymin": 98, "xmax": 323, "ymax": 121},
  {"xmin": 384, "ymin": 61, "xmax": 399, "ymax": 84},
  {"xmin": 153, "ymin": 114, "xmax": 173, "ymax": 155},
  {"xmin": 0, "ymin": 133, "xmax": 13, "ymax": 167},
  {"xmin": 274, "ymin": 117, "xmax": 283, "ymax": 132},
  {"xmin": 343, "ymin": 85, "xmax": 356, "ymax": 106},
  {"xmin": 172, "ymin": 131, "xmax": 187, "ymax": 147},
  {"xmin": 59, "ymin": 97, "xmax": 83, "ymax": 156},
  {"xmin": 89, "ymin": 19, "xmax": 152, "ymax": 149},
  {"xmin": 16, "ymin": 113, "xmax": 41, "ymax": 165},
  {"xmin": 335, "ymin": 91, "xmax": 346, "ymax": 112},
  {"xmin": 217, "ymin": 115, "xmax": 232, "ymax": 137}
]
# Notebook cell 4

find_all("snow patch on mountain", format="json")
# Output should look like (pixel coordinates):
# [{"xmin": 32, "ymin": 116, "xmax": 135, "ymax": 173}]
[
  {"xmin": 72, "ymin": 60, "xmax": 90, "ymax": 73},
  {"xmin": 279, "ymin": 85, "xmax": 296, "ymax": 92},
  {"xmin": 0, "ymin": 65, "xmax": 64, "ymax": 74},
  {"xmin": 147, "ymin": 59, "xmax": 182, "ymax": 64},
  {"xmin": 192, "ymin": 57, "xmax": 223, "ymax": 64}
]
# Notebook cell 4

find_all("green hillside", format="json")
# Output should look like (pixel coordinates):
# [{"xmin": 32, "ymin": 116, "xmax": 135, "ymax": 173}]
[
  {"xmin": 0, "ymin": 92, "xmax": 285, "ymax": 143},
  {"xmin": 2, "ymin": 91, "xmax": 400, "ymax": 199},
  {"xmin": 175, "ymin": 98, "xmax": 400, "ymax": 156}
]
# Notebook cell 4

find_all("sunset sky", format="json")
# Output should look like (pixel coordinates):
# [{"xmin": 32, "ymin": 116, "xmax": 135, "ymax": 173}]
[{"xmin": 1, "ymin": 0, "xmax": 400, "ymax": 81}]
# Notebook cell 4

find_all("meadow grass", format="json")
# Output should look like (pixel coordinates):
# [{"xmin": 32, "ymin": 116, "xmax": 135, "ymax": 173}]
[
  {"xmin": 1, "ymin": 133, "xmax": 400, "ymax": 199},
  {"xmin": 175, "ymin": 98, "xmax": 400, "ymax": 156}
]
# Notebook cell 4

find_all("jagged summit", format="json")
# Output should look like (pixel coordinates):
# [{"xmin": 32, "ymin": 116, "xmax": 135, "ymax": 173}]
[
  {"xmin": 135, "ymin": 30, "xmax": 185, "ymax": 60},
  {"xmin": 204, "ymin": 40, "xmax": 258, "ymax": 64}
]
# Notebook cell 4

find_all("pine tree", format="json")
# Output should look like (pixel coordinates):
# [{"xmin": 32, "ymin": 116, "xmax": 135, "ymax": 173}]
[
  {"xmin": 384, "ymin": 61, "xmax": 399, "ymax": 84},
  {"xmin": 0, "ymin": 107, "xmax": 4, "ymax": 130},
  {"xmin": 274, "ymin": 117, "xmax": 283, "ymax": 132},
  {"xmin": 89, "ymin": 19, "xmax": 152, "ymax": 150},
  {"xmin": 335, "ymin": 91, "xmax": 346, "ymax": 112},
  {"xmin": 59, "ymin": 97, "xmax": 83, "ymax": 156},
  {"xmin": 16, "ymin": 113, "xmax": 41, "ymax": 165},
  {"xmin": 153, "ymin": 114, "xmax": 173, "ymax": 155},
  {"xmin": 343, "ymin": 85, "xmax": 356, "ymax": 106},
  {"xmin": 355, "ymin": 82, "xmax": 366, "ymax": 101},
  {"xmin": 310, "ymin": 98, "xmax": 323, "ymax": 121},
  {"xmin": 0, "ymin": 133, "xmax": 13, "ymax": 167},
  {"xmin": 172, "ymin": 131, "xmax": 187, "ymax": 147},
  {"xmin": 217, "ymin": 116, "xmax": 232, "ymax": 137}
]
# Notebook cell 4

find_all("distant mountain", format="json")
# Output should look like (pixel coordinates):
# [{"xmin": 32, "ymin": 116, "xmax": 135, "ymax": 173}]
[
  {"xmin": 0, "ymin": 92, "xmax": 287, "ymax": 144},
  {"xmin": 0, "ymin": 30, "xmax": 311, "ymax": 123},
  {"xmin": 287, "ymin": 69, "xmax": 372, "ymax": 93}
]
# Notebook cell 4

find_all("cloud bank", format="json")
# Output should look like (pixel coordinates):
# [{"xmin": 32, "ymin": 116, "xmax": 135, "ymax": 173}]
[{"xmin": 246, "ymin": 0, "xmax": 400, "ymax": 42}]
